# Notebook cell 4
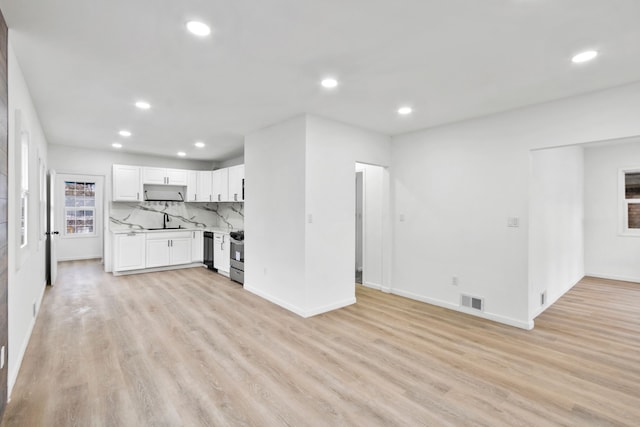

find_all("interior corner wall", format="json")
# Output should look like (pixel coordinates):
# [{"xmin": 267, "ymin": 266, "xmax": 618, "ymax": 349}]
[
  {"xmin": 391, "ymin": 81, "xmax": 640, "ymax": 329},
  {"xmin": 7, "ymin": 38, "xmax": 48, "ymax": 396},
  {"xmin": 529, "ymin": 145, "xmax": 584, "ymax": 319},
  {"xmin": 304, "ymin": 115, "xmax": 390, "ymax": 315},
  {"xmin": 244, "ymin": 116, "xmax": 308, "ymax": 314},
  {"xmin": 584, "ymin": 138, "xmax": 640, "ymax": 282}
]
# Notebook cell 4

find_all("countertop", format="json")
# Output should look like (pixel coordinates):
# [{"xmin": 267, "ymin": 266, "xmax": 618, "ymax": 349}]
[{"xmin": 111, "ymin": 227, "xmax": 234, "ymax": 235}]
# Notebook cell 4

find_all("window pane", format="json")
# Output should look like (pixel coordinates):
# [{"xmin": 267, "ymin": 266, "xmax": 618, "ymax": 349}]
[
  {"xmin": 625, "ymin": 173, "xmax": 640, "ymax": 199},
  {"xmin": 628, "ymin": 204, "xmax": 640, "ymax": 229}
]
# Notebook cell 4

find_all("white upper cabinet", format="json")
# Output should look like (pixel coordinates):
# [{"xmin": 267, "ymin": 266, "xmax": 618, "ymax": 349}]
[
  {"xmin": 198, "ymin": 171, "xmax": 213, "ymax": 202},
  {"xmin": 113, "ymin": 164, "xmax": 143, "ymax": 201},
  {"xmin": 166, "ymin": 168, "xmax": 188, "ymax": 185},
  {"xmin": 212, "ymin": 169, "xmax": 229, "ymax": 202},
  {"xmin": 186, "ymin": 171, "xmax": 198, "ymax": 202},
  {"xmin": 143, "ymin": 167, "xmax": 188, "ymax": 185},
  {"xmin": 113, "ymin": 164, "xmax": 244, "ymax": 203},
  {"xmin": 228, "ymin": 164, "xmax": 245, "ymax": 202}
]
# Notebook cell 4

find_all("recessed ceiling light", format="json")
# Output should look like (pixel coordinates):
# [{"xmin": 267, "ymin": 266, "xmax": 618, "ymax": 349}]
[
  {"xmin": 398, "ymin": 106, "xmax": 413, "ymax": 115},
  {"xmin": 118, "ymin": 130, "xmax": 132, "ymax": 137},
  {"xmin": 194, "ymin": 141, "xmax": 205, "ymax": 148},
  {"xmin": 186, "ymin": 21, "xmax": 211, "ymax": 37},
  {"xmin": 177, "ymin": 151, "xmax": 186, "ymax": 157},
  {"xmin": 321, "ymin": 78, "xmax": 338, "ymax": 89},
  {"xmin": 135, "ymin": 100, "xmax": 151, "ymax": 110},
  {"xmin": 112, "ymin": 143, "xmax": 122, "ymax": 148},
  {"xmin": 572, "ymin": 50, "xmax": 598, "ymax": 63}
]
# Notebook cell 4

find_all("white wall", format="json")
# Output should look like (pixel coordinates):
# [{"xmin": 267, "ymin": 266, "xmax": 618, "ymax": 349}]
[
  {"xmin": 529, "ymin": 145, "xmax": 584, "ymax": 319},
  {"xmin": 7, "ymin": 40, "xmax": 48, "ymax": 396},
  {"xmin": 305, "ymin": 116, "xmax": 391, "ymax": 315},
  {"xmin": 244, "ymin": 116, "xmax": 308, "ymax": 312},
  {"xmin": 355, "ymin": 163, "xmax": 385, "ymax": 290},
  {"xmin": 391, "ymin": 81, "xmax": 640, "ymax": 329},
  {"xmin": 219, "ymin": 155, "xmax": 244, "ymax": 168},
  {"xmin": 584, "ymin": 138, "xmax": 640, "ymax": 282},
  {"xmin": 245, "ymin": 115, "xmax": 391, "ymax": 317}
]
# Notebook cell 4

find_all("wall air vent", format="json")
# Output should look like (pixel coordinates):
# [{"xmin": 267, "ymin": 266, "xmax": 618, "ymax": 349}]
[{"xmin": 461, "ymin": 294, "xmax": 484, "ymax": 311}]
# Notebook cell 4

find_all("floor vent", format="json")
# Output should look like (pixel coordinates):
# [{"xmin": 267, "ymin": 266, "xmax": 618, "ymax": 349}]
[{"xmin": 461, "ymin": 294, "xmax": 484, "ymax": 311}]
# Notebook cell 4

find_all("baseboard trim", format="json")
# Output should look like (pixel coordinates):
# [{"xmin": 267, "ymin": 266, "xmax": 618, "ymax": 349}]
[
  {"xmin": 532, "ymin": 276, "xmax": 583, "ymax": 319},
  {"xmin": 244, "ymin": 286, "xmax": 356, "ymax": 318},
  {"xmin": 304, "ymin": 297, "xmax": 356, "ymax": 318},
  {"xmin": 112, "ymin": 263, "xmax": 206, "ymax": 276},
  {"xmin": 57, "ymin": 255, "xmax": 102, "ymax": 262},
  {"xmin": 243, "ymin": 285, "xmax": 308, "ymax": 317},
  {"xmin": 362, "ymin": 281, "xmax": 382, "ymax": 291},
  {"xmin": 584, "ymin": 272, "xmax": 640, "ymax": 284},
  {"xmin": 9, "ymin": 280, "xmax": 47, "ymax": 398},
  {"xmin": 390, "ymin": 288, "xmax": 533, "ymax": 330}
]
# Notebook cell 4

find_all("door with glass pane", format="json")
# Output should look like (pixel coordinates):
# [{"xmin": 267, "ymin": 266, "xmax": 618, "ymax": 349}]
[{"xmin": 56, "ymin": 174, "xmax": 104, "ymax": 261}]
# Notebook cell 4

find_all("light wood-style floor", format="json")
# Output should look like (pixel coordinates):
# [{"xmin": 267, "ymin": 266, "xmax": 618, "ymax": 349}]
[{"xmin": 2, "ymin": 261, "xmax": 640, "ymax": 426}]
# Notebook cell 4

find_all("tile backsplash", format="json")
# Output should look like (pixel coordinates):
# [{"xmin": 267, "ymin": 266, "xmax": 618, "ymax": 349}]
[{"xmin": 110, "ymin": 202, "xmax": 244, "ymax": 231}]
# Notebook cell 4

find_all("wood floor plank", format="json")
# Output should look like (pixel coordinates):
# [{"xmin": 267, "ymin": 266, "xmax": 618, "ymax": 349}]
[{"xmin": 2, "ymin": 262, "xmax": 640, "ymax": 426}]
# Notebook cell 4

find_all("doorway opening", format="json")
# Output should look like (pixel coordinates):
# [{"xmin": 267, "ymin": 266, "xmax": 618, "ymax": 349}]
[{"xmin": 355, "ymin": 162, "xmax": 385, "ymax": 290}]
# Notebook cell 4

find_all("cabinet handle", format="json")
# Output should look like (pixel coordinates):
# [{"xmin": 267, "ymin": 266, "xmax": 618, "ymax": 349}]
[
  {"xmin": 167, "ymin": 240, "xmax": 170, "ymax": 247},
  {"xmin": 218, "ymin": 194, "xmax": 221, "ymax": 202},
  {"xmin": 234, "ymin": 193, "xmax": 238, "ymax": 201},
  {"xmin": 194, "ymin": 194, "xmax": 197, "ymax": 201},
  {"xmin": 209, "ymin": 195, "xmax": 212, "ymax": 202}
]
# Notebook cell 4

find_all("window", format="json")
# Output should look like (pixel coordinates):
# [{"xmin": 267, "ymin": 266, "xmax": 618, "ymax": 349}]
[
  {"xmin": 621, "ymin": 169, "xmax": 640, "ymax": 235},
  {"xmin": 64, "ymin": 181, "xmax": 96, "ymax": 236},
  {"xmin": 20, "ymin": 133, "xmax": 29, "ymax": 248}
]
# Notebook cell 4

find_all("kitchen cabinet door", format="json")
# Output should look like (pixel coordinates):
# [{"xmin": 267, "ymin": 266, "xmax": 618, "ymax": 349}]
[
  {"xmin": 113, "ymin": 233, "xmax": 145, "ymax": 271},
  {"xmin": 166, "ymin": 168, "xmax": 188, "ymax": 185},
  {"xmin": 146, "ymin": 238, "xmax": 171, "ymax": 268},
  {"xmin": 213, "ymin": 233, "xmax": 230, "ymax": 273},
  {"xmin": 113, "ymin": 165, "xmax": 142, "ymax": 201},
  {"xmin": 228, "ymin": 165, "xmax": 244, "ymax": 202},
  {"xmin": 212, "ymin": 169, "xmax": 229, "ymax": 202},
  {"xmin": 186, "ymin": 171, "xmax": 198, "ymax": 202},
  {"xmin": 143, "ymin": 167, "xmax": 167, "ymax": 185},
  {"xmin": 170, "ymin": 237, "xmax": 192, "ymax": 265},
  {"xmin": 191, "ymin": 230, "xmax": 203, "ymax": 262},
  {"xmin": 197, "ymin": 171, "xmax": 213, "ymax": 202}
]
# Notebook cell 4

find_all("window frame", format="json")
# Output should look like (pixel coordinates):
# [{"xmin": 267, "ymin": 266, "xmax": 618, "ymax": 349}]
[
  {"xmin": 19, "ymin": 131, "xmax": 29, "ymax": 249},
  {"xmin": 619, "ymin": 167, "xmax": 640, "ymax": 236},
  {"xmin": 63, "ymin": 180, "xmax": 97, "ymax": 238}
]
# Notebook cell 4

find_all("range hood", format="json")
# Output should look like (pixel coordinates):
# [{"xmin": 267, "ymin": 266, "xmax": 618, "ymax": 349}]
[{"xmin": 143, "ymin": 185, "xmax": 185, "ymax": 202}]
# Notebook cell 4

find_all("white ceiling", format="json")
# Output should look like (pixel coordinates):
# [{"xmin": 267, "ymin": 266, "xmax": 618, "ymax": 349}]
[{"xmin": 1, "ymin": 0, "xmax": 640, "ymax": 161}]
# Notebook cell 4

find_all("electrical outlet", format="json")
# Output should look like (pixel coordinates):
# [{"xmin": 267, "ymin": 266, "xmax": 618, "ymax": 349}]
[
  {"xmin": 263, "ymin": 267, "xmax": 267, "ymax": 275},
  {"xmin": 452, "ymin": 276, "xmax": 459, "ymax": 286},
  {"xmin": 32, "ymin": 302, "xmax": 36, "ymax": 317},
  {"xmin": 399, "ymin": 214, "xmax": 405, "ymax": 222},
  {"xmin": 541, "ymin": 291, "xmax": 546, "ymax": 306}
]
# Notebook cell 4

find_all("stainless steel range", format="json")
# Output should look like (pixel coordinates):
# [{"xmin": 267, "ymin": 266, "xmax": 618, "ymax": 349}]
[{"xmin": 229, "ymin": 230, "xmax": 244, "ymax": 284}]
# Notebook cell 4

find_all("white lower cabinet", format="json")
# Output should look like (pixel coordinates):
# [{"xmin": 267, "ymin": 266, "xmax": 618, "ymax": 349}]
[
  {"xmin": 145, "ymin": 231, "xmax": 192, "ymax": 268},
  {"xmin": 191, "ymin": 230, "xmax": 203, "ymax": 262},
  {"xmin": 213, "ymin": 232, "xmax": 230, "ymax": 274},
  {"xmin": 113, "ymin": 232, "xmax": 146, "ymax": 271}
]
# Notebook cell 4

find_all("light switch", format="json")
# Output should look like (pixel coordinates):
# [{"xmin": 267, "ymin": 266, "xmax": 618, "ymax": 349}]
[{"xmin": 507, "ymin": 217, "xmax": 520, "ymax": 227}]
